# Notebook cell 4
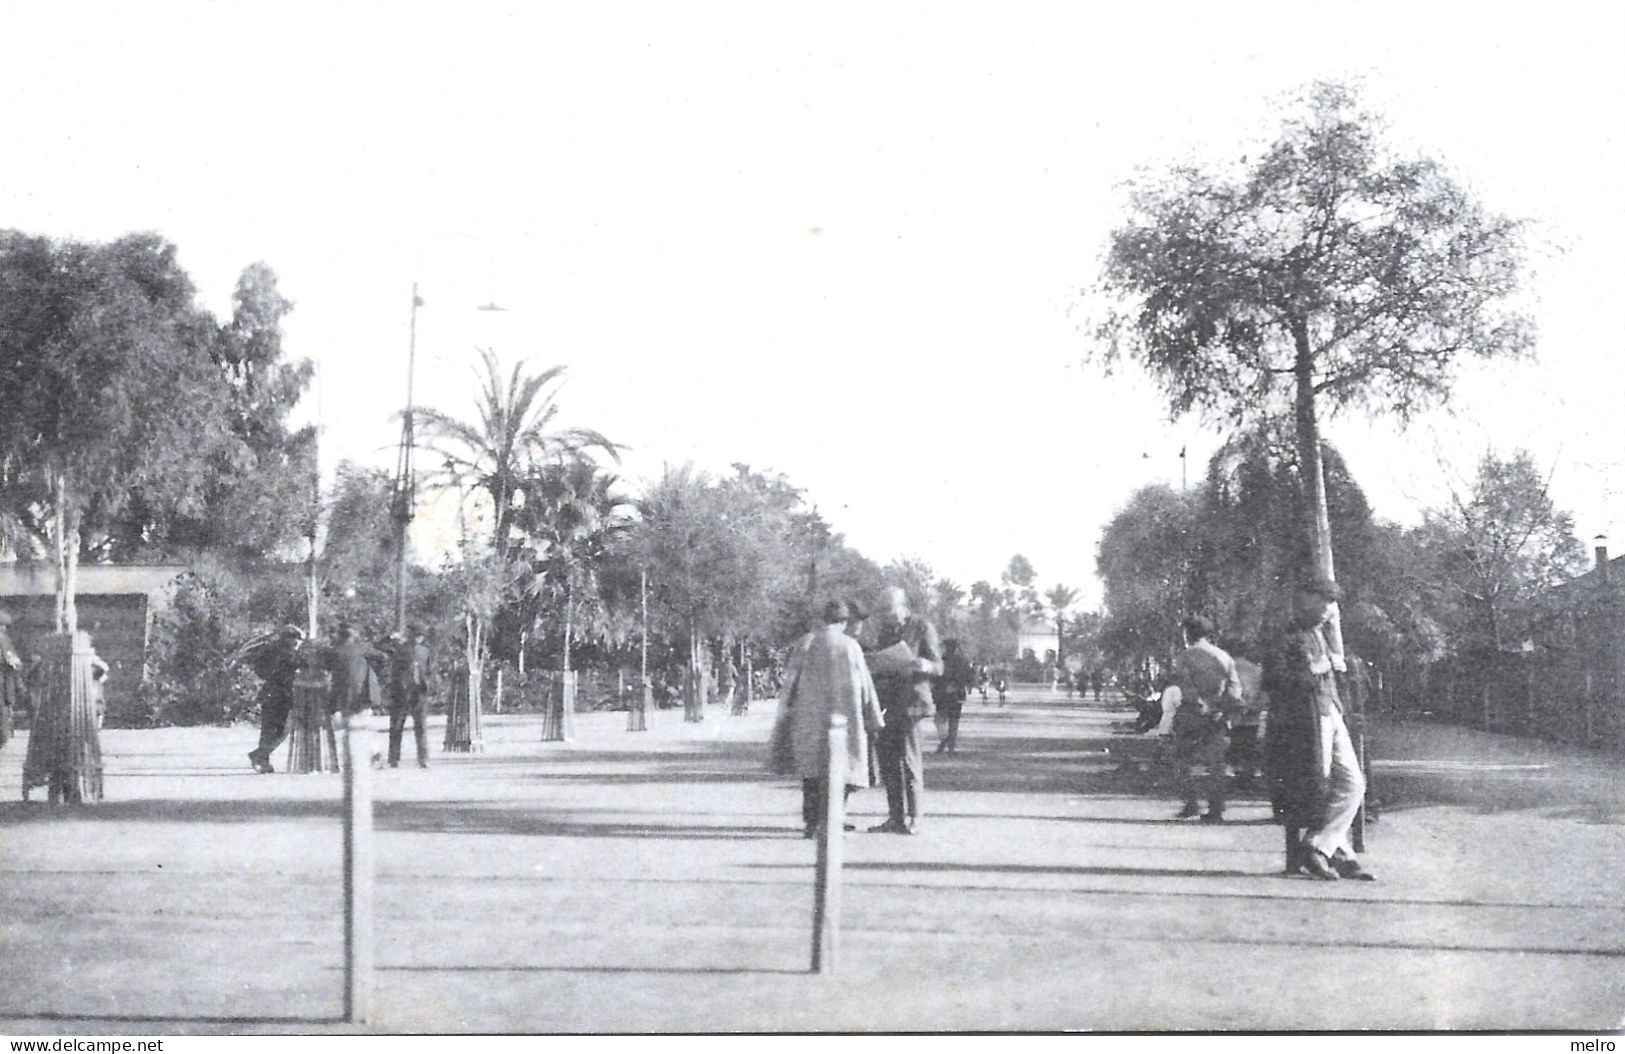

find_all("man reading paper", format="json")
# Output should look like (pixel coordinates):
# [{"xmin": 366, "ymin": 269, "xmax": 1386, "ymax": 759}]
[{"xmin": 868, "ymin": 586, "xmax": 943, "ymax": 834}]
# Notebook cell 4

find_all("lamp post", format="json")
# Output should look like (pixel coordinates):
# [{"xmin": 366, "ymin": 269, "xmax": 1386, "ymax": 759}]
[
  {"xmin": 391, "ymin": 288, "xmax": 508, "ymax": 635},
  {"xmin": 391, "ymin": 285, "xmax": 422, "ymax": 636}
]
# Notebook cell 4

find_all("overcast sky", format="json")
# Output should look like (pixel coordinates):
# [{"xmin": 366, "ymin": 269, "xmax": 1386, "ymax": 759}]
[{"xmin": 4, "ymin": 0, "xmax": 1621, "ymax": 606}]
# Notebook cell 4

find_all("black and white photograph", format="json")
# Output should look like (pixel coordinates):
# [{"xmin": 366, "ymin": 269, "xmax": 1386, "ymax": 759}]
[{"xmin": 1, "ymin": 0, "xmax": 1621, "ymax": 1039}]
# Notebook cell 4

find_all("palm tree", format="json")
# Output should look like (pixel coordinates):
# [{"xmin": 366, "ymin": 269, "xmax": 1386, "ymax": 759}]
[
  {"xmin": 1044, "ymin": 584, "xmax": 1080, "ymax": 667},
  {"xmin": 417, "ymin": 350, "xmax": 619, "ymax": 726},
  {"xmin": 517, "ymin": 458, "xmax": 630, "ymax": 674},
  {"xmin": 932, "ymin": 578, "xmax": 966, "ymax": 635},
  {"xmin": 514, "ymin": 457, "xmax": 629, "ymax": 742},
  {"xmin": 417, "ymin": 348, "xmax": 619, "ymax": 557}
]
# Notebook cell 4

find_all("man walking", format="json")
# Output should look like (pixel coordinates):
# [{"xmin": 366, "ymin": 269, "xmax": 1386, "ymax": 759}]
[
  {"xmin": 868, "ymin": 586, "xmax": 943, "ymax": 834},
  {"xmin": 767, "ymin": 600, "xmax": 883, "ymax": 837},
  {"xmin": 1264, "ymin": 578, "xmax": 1376, "ymax": 881},
  {"xmin": 1170, "ymin": 615, "xmax": 1243, "ymax": 823},
  {"xmin": 245, "ymin": 625, "xmax": 305, "ymax": 774},
  {"xmin": 387, "ymin": 625, "xmax": 432, "ymax": 769}
]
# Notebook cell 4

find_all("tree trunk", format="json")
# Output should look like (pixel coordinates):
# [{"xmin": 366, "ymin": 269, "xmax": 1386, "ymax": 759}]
[
  {"xmin": 684, "ymin": 623, "xmax": 703, "ymax": 723},
  {"xmin": 1291, "ymin": 318, "xmax": 1347, "ymax": 666},
  {"xmin": 52, "ymin": 471, "xmax": 79, "ymax": 636},
  {"xmin": 564, "ymin": 581, "xmax": 574, "ymax": 674}
]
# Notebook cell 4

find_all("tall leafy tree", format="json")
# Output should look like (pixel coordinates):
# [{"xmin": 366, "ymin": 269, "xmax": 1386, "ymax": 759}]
[
  {"xmin": 1415, "ymin": 450, "xmax": 1585, "ymax": 650},
  {"xmin": 1189, "ymin": 423, "xmax": 1381, "ymax": 656},
  {"xmin": 101, "ymin": 261, "xmax": 316, "ymax": 560},
  {"xmin": 1094, "ymin": 81, "xmax": 1532, "ymax": 655},
  {"xmin": 0, "ymin": 231, "xmax": 235, "ymax": 632},
  {"xmin": 1096, "ymin": 484, "xmax": 1200, "ymax": 673}
]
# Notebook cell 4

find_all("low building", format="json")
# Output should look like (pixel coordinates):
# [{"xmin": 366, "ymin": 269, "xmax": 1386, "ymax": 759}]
[
  {"xmin": 0, "ymin": 563, "xmax": 188, "ymax": 716},
  {"xmin": 1016, "ymin": 616, "xmax": 1057, "ymax": 663}
]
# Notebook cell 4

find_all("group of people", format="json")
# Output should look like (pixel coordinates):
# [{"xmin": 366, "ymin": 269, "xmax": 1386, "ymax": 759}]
[
  {"xmin": 769, "ymin": 575, "xmax": 1376, "ymax": 883},
  {"xmin": 770, "ymin": 586, "xmax": 976, "ymax": 836},
  {"xmin": 243, "ymin": 622, "xmax": 433, "ymax": 774},
  {"xmin": 1158, "ymin": 577, "xmax": 1374, "ymax": 881}
]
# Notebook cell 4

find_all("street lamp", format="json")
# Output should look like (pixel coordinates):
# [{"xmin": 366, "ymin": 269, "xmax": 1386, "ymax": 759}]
[{"xmin": 392, "ymin": 287, "xmax": 509, "ymax": 634}]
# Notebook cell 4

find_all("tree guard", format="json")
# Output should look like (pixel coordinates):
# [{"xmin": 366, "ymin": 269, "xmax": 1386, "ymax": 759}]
[
  {"xmin": 443, "ymin": 661, "xmax": 484, "ymax": 753},
  {"xmin": 21, "ymin": 632, "xmax": 104, "ymax": 803},
  {"xmin": 286, "ymin": 653, "xmax": 338, "ymax": 774},
  {"xmin": 541, "ymin": 670, "xmax": 576, "ymax": 742}
]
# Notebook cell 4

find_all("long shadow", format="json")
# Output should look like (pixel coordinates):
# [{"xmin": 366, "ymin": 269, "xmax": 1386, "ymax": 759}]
[
  {"xmin": 379, "ymin": 801, "xmax": 799, "ymax": 840},
  {"xmin": 523, "ymin": 771, "xmax": 778, "ymax": 785},
  {"xmin": 923, "ymin": 736, "xmax": 1185, "ymax": 797},
  {"xmin": 378, "ymin": 964, "xmax": 805, "ymax": 976},
  {"xmin": 845, "ymin": 861, "xmax": 1258, "ymax": 880},
  {"xmin": 0, "ymin": 799, "xmax": 340, "ymax": 825},
  {"xmin": 0, "ymin": 1012, "xmax": 341, "ymax": 1026}
]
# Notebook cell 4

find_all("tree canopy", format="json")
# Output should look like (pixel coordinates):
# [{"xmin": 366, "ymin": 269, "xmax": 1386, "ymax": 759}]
[
  {"xmin": 0, "ymin": 231, "xmax": 314, "ymax": 630},
  {"xmin": 1093, "ymin": 82, "xmax": 1533, "ymax": 614},
  {"xmin": 1095, "ymin": 81, "xmax": 1532, "ymax": 428}
]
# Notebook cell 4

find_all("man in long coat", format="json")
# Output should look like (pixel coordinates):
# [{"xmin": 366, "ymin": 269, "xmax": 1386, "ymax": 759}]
[
  {"xmin": 768, "ymin": 599, "xmax": 884, "ymax": 838},
  {"xmin": 1264, "ymin": 578, "xmax": 1376, "ymax": 881},
  {"xmin": 324, "ymin": 624, "xmax": 387, "ymax": 716}
]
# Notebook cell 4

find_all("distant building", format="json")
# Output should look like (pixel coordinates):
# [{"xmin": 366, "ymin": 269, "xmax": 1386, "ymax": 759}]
[
  {"xmin": 1528, "ymin": 539, "xmax": 1623, "ymax": 746},
  {"xmin": 0, "ymin": 563, "xmax": 188, "ymax": 715},
  {"xmin": 1016, "ymin": 616, "xmax": 1057, "ymax": 662}
]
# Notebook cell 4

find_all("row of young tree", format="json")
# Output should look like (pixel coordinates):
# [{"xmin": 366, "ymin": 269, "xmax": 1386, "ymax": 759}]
[{"xmin": 0, "ymin": 226, "xmax": 923, "ymax": 723}]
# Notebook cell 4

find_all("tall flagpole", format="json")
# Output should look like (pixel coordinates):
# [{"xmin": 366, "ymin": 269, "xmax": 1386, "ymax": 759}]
[{"xmin": 393, "ymin": 284, "xmax": 422, "ymax": 635}]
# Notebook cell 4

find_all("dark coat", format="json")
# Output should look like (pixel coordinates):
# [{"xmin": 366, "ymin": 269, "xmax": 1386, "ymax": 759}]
[
  {"xmin": 871, "ymin": 614, "xmax": 943, "ymax": 723},
  {"xmin": 247, "ymin": 634, "xmax": 303, "ymax": 707},
  {"xmin": 325, "ymin": 639, "xmax": 387, "ymax": 715},
  {"xmin": 389, "ymin": 641, "xmax": 432, "ymax": 706},
  {"xmin": 1262, "ymin": 620, "xmax": 1341, "ymax": 829},
  {"xmin": 932, "ymin": 649, "xmax": 973, "ymax": 714}
]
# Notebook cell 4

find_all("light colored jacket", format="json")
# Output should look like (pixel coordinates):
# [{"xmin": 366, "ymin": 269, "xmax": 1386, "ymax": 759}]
[
  {"xmin": 768, "ymin": 625, "xmax": 883, "ymax": 786},
  {"xmin": 1173, "ymin": 638, "xmax": 1243, "ymax": 719}
]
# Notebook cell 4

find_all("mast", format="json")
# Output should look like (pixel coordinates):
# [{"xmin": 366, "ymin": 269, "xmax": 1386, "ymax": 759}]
[{"xmin": 392, "ymin": 283, "xmax": 422, "ymax": 634}]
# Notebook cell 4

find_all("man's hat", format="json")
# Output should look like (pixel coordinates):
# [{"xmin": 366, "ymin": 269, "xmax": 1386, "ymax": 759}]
[
  {"xmin": 1299, "ymin": 576, "xmax": 1344, "ymax": 600},
  {"xmin": 821, "ymin": 598, "xmax": 851, "ymax": 623}
]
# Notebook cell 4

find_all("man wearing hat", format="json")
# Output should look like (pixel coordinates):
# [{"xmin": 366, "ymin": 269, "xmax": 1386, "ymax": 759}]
[
  {"xmin": 868, "ymin": 585, "xmax": 944, "ymax": 834},
  {"xmin": 767, "ymin": 599, "xmax": 884, "ymax": 837},
  {"xmin": 387, "ymin": 625, "xmax": 433, "ymax": 768},
  {"xmin": 245, "ymin": 625, "xmax": 305, "ymax": 774},
  {"xmin": 1264, "ymin": 577, "xmax": 1375, "ymax": 881}
]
